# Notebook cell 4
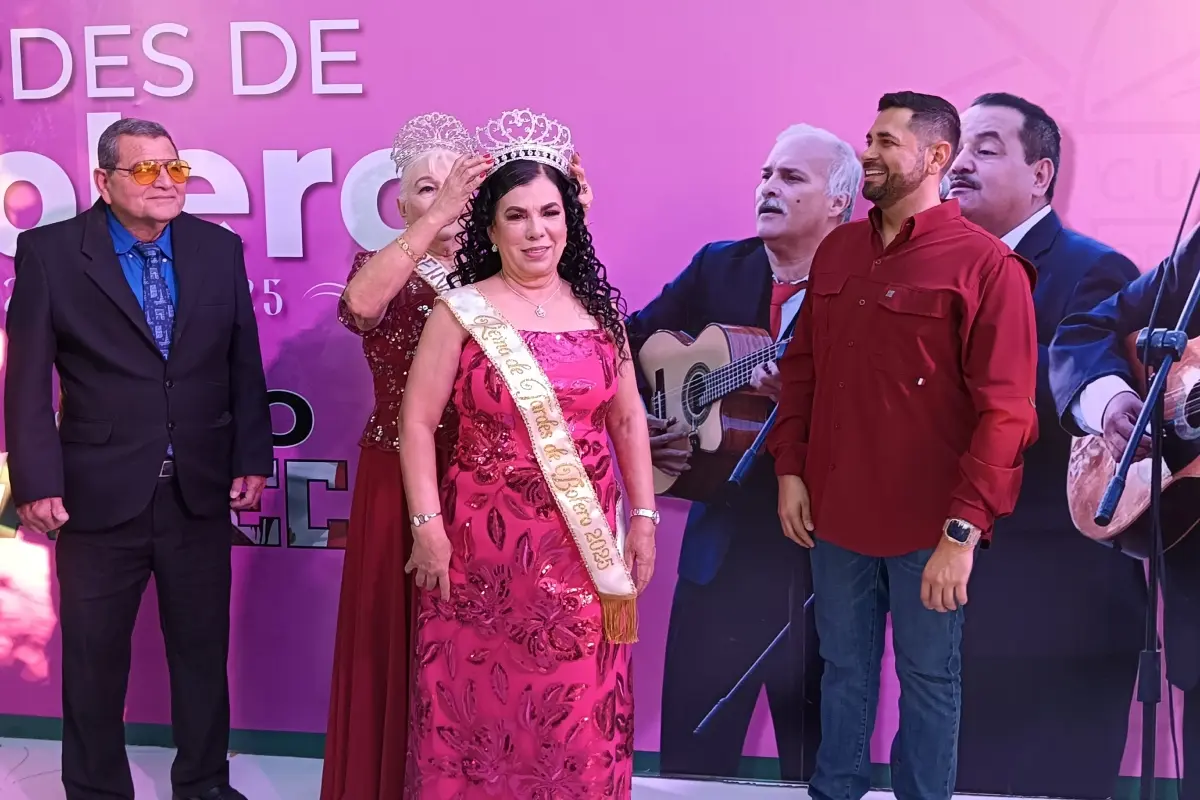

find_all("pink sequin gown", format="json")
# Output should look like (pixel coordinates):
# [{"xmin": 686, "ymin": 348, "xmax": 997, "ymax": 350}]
[{"xmin": 405, "ymin": 328, "xmax": 635, "ymax": 800}]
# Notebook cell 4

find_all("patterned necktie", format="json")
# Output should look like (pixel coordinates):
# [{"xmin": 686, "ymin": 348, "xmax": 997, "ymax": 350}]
[
  {"xmin": 136, "ymin": 242, "xmax": 175, "ymax": 459},
  {"xmin": 135, "ymin": 242, "xmax": 174, "ymax": 359}
]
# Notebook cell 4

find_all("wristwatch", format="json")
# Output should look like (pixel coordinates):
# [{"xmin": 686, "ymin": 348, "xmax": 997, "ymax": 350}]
[
  {"xmin": 631, "ymin": 508, "xmax": 660, "ymax": 526},
  {"xmin": 411, "ymin": 512, "xmax": 441, "ymax": 528},
  {"xmin": 943, "ymin": 518, "xmax": 981, "ymax": 548}
]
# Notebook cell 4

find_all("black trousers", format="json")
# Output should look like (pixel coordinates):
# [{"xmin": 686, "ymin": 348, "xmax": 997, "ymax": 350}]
[
  {"xmin": 55, "ymin": 475, "xmax": 232, "ymax": 800},
  {"xmin": 1167, "ymin": 529, "xmax": 1200, "ymax": 800},
  {"xmin": 959, "ymin": 528, "xmax": 1200, "ymax": 800},
  {"xmin": 957, "ymin": 651, "xmax": 1138, "ymax": 798},
  {"xmin": 659, "ymin": 542, "xmax": 821, "ymax": 780},
  {"xmin": 1185, "ymin": 687, "xmax": 1199, "ymax": 800}
]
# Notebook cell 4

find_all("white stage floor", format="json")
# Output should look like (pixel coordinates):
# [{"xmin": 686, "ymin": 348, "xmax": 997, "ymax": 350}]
[{"xmin": 0, "ymin": 737, "xmax": 1028, "ymax": 799}]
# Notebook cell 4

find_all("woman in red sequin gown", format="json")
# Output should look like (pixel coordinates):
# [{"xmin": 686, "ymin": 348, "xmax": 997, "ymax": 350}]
[
  {"xmin": 320, "ymin": 113, "xmax": 487, "ymax": 800},
  {"xmin": 322, "ymin": 113, "xmax": 595, "ymax": 799},
  {"xmin": 398, "ymin": 145, "xmax": 656, "ymax": 798}
]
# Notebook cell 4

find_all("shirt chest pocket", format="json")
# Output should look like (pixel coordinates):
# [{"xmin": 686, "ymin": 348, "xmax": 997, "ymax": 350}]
[
  {"xmin": 808, "ymin": 271, "xmax": 851, "ymax": 345},
  {"xmin": 869, "ymin": 285, "xmax": 958, "ymax": 384}
]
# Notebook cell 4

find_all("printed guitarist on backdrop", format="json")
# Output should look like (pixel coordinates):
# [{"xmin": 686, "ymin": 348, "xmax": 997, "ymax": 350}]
[
  {"xmin": 623, "ymin": 125, "xmax": 857, "ymax": 782},
  {"xmin": 637, "ymin": 287, "xmax": 803, "ymax": 501},
  {"xmin": 1065, "ymin": 332, "xmax": 1200, "ymax": 558},
  {"xmin": 1058, "ymin": 214, "xmax": 1200, "ymax": 560}
]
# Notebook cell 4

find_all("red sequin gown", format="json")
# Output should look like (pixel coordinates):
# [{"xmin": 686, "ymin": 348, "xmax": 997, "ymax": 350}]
[
  {"xmin": 321, "ymin": 252, "xmax": 457, "ymax": 800},
  {"xmin": 404, "ymin": 328, "xmax": 634, "ymax": 800}
]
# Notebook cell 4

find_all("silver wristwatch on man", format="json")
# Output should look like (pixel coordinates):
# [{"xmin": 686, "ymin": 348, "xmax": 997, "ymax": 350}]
[{"xmin": 943, "ymin": 518, "xmax": 981, "ymax": 547}]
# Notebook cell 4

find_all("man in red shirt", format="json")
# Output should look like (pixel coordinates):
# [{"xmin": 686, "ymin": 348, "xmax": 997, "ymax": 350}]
[
  {"xmin": 627, "ymin": 124, "xmax": 861, "ymax": 780},
  {"xmin": 767, "ymin": 91, "xmax": 1038, "ymax": 800}
]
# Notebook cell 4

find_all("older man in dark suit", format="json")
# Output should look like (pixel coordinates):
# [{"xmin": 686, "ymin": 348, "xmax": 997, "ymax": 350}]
[
  {"xmin": 625, "ymin": 123, "xmax": 861, "ymax": 780},
  {"xmin": 946, "ymin": 93, "xmax": 1146, "ymax": 798},
  {"xmin": 4, "ymin": 118, "xmax": 273, "ymax": 800}
]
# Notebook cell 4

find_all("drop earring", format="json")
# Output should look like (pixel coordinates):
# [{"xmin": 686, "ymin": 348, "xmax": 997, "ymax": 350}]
[{"xmin": 491, "ymin": 243, "xmax": 498, "ymax": 252}]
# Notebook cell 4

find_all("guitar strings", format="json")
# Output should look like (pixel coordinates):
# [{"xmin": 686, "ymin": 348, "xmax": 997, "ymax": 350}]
[
  {"xmin": 1152, "ymin": 387, "xmax": 1200, "ymax": 426},
  {"xmin": 651, "ymin": 338, "xmax": 792, "ymax": 405}
]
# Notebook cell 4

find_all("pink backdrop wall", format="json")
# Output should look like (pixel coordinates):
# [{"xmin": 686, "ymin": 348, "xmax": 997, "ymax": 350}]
[{"xmin": 1, "ymin": 0, "xmax": 1198, "ymax": 779}]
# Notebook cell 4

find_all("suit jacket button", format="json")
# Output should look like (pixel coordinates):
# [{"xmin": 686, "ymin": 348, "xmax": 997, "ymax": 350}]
[
  {"xmin": 168, "ymin": 421, "xmax": 176, "ymax": 430},
  {"xmin": 165, "ymin": 379, "xmax": 174, "ymax": 389}
]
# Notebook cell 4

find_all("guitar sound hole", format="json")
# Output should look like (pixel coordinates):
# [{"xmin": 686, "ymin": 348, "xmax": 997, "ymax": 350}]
[
  {"xmin": 1183, "ymin": 382, "xmax": 1200, "ymax": 432},
  {"xmin": 682, "ymin": 365, "xmax": 711, "ymax": 426}
]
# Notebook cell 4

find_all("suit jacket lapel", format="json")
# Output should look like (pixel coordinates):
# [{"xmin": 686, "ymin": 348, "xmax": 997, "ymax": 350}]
[
  {"xmin": 1014, "ymin": 209, "xmax": 1062, "ymax": 262},
  {"xmin": 747, "ymin": 243, "xmax": 774, "ymax": 328},
  {"xmin": 170, "ymin": 214, "xmax": 204, "ymax": 348},
  {"xmin": 81, "ymin": 201, "xmax": 158, "ymax": 351}
]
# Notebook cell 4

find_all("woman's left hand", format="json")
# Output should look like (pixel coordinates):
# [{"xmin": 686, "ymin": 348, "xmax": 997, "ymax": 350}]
[
  {"xmin": 624, "ymin": 517, "xmax": 656, "ymax": 594},
  {"xmin": 569, "ymin": 153, "xmax": 593, "ymax": 213}
]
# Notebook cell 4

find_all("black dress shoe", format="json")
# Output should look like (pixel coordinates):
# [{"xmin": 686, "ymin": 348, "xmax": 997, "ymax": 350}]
[{"xmin": 172, "ymin": 785, "xmax": 248, "ymax": 800}]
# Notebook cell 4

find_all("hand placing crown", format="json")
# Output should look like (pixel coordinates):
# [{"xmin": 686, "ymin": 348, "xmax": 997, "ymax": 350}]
[
  {"xmin": 390, "ymin": 112, "xmax": 477, "ymax": 175},
  {"xmin": 476, "ymin": 109, "xmax": 575, "ymax": 175}
]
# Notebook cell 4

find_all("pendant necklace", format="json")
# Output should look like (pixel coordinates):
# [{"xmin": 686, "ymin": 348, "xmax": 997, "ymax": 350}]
[{"xmin": 502, "ymin": 274, "xmax": 563, "ymax": 318}]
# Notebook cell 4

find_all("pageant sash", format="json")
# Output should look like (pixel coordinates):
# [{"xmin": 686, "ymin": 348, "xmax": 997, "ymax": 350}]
[
  {"xmin": 438, "ymin": 285, "xmax": 639, "ymax": 643},
  {"xmin": 413, "ymin": 256, "xmax": 452, "ymax": 295}
]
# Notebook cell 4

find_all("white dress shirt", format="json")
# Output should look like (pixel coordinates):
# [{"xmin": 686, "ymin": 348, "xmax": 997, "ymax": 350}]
[{"xmin": 999, "ymin": 204, "xmax": 1053, "ymax": 250}]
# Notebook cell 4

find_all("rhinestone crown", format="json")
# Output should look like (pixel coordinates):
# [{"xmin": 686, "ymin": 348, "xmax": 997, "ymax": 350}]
[
  {"xmin": 390, "ymin": 112, "xmax": 476, "ymax": 175},
  {"xmin": 476, "ymin": 108, "xmax": 574, "ymax": 175}
]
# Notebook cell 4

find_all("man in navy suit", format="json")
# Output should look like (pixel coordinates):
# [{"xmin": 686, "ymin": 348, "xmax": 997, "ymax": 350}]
[
  {"xmin": 1050, "ymin": 217, "xmax": 1200, "ymax": 800},
  {"xmin": 945, "ymin": 93, "xmax": 1146, "ymax": 798},
  {"xmin": 4, "ymin": 118, "xmax": 273, "ymax": 800},
  {"xmin": 625, "ymin": 124, "xmax": 862, "ymax": 780}
]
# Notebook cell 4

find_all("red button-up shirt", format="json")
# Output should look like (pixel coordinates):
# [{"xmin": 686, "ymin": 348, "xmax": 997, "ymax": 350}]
[{"xmin": 767, "ymin": 199, "xmax": 1039, "ymax": 556}]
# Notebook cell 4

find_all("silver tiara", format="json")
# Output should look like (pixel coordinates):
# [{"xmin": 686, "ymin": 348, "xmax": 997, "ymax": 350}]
[
  {"xmin": 476, "ymin": 108, "xmax": 574, "ymax": 175},
  {"xmin": 389, "ymin": 112, "xmax": 476, "ymax": 174}
]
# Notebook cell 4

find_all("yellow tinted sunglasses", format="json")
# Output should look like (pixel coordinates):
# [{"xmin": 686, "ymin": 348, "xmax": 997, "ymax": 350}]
[{"xmin": 113, "ymin": 159, "xmax": 191, "ymax": 186}]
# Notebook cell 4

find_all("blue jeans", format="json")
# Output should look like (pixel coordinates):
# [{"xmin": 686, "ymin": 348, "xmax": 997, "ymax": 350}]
[{"xmin": 809, "ymin": 539, "xmax": 964, "ymax": 800}]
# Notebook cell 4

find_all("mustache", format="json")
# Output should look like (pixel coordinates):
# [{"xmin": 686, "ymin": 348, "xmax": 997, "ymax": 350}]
[
  {"xmin": 758, "ymin": 198, "xmax": 785, "ymax": 214},
  {"xmin": 862, "ymin": 160, "xmax": 887, "ymax": 173},
  {"xmin": 948, "ymin": 173, "xmax": 980, "ymax": 190}
]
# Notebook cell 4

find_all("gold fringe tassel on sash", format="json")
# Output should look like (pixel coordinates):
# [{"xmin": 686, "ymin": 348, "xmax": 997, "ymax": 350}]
[{"xmin": 600, "ymin": 594, "xmax": 639, "ymax": 644}]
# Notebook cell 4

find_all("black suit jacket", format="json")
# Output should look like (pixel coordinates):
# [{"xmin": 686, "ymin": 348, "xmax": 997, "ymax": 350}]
[
  {"xmin": 626, "ymin": 238, "xmax": 799, "ymax": 585},
  {"xmin": 964, "ymin": 210, "xmax": 1147, "ymax": 658},
  {"xmin": 3, "ymin": 201, "xmax": 274, "ymax": 531}
]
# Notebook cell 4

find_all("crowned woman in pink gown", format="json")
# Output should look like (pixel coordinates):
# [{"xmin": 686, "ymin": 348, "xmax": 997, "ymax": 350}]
[{"xmin": 398, "ymin": 109, "xmax": 659, "ymax": 800}]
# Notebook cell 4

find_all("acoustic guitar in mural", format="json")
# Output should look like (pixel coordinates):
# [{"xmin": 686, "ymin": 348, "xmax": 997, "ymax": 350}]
[
  {"xmin": 637, "ymin": 323, "xmax": 789, "ymax": 502},
  {"xmin": 1066, "ymin": 332, "xmax": 1200, "ymax": 558}
]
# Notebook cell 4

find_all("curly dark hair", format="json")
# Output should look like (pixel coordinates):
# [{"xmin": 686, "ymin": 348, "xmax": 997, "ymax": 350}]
[{"xmin": 449, "ymin": 159, "xmax": 628, "ymax": 359}]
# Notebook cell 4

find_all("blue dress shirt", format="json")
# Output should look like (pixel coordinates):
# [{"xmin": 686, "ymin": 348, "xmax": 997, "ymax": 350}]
[{"xmin": 105, "ymin": 207, "xmax": 178, "ymax": 307}]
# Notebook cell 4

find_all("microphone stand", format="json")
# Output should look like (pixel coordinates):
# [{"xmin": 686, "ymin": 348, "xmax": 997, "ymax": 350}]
[
  {"xmin": 1097, "ymin": 327, "xmax": 1171, "ymax": 800},
  {"xmin": 1095, "ymin": 179, "xmax": 1200, "ymax": 800},
  {"xmin": 726, "ymin": 406, "xmax": 779, "ymax": 492},
  {"xmin": 726, "ymin": 306, "xmax": 801, "ymax": 495},
  {"xmin": 699, "ymin": 314, "xmax": 816, "ymax": 735}
]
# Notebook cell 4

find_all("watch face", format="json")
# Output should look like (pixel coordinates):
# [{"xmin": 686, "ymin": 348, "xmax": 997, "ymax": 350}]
[{"xmin": 946, "ymin": 521, "xmax": 970, "ymax": 542}]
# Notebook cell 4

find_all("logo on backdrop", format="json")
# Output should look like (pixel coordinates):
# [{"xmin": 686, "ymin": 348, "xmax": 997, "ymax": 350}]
[
  {"xmin": 0, "ymin": 17, "xmax": 373, "ymax": 548},
  {"xmin": 231, "ymin": 389, "xmax": 350, "ymax": 549}
]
